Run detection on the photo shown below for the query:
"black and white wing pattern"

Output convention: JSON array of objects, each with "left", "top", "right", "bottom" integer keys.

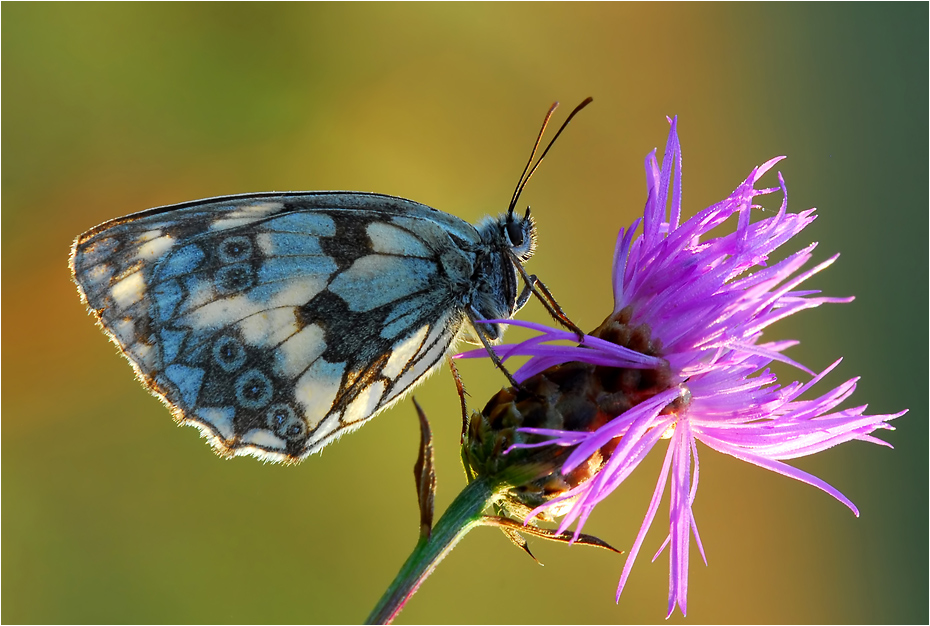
[{"left": 70, "top": 192, "right": 537, "bottom": 463}]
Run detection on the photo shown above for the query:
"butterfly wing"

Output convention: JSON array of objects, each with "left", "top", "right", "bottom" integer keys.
[{"left": 70, "top": 192, "right": 483, "bottom": 462}]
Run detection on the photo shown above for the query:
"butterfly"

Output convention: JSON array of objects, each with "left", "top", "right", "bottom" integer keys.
[{"left": 69, "top": 98, "right": 591, "bottom": 463}]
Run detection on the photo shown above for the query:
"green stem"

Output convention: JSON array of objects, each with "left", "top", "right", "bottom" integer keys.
[{"left": 365, "top": 478, "right": 497, "bottom": 625}]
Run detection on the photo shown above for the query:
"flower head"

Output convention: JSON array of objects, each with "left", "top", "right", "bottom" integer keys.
[{"left": 458, "top": 117, "right": 905, "bottom": 618}]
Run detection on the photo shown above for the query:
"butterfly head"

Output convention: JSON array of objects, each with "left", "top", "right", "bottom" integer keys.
[{"left": 503, "top": 206, "right": 537, "bottom": 263}]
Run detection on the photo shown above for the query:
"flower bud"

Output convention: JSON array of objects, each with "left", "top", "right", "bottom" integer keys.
[{"left": 462, "top": 307, "right": 682, "bottom": 519}]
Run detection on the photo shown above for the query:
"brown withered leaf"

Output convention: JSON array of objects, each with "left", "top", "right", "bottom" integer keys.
[
  {"left": 412, "top": 398, "right": 436, "bottom": 539},
  {"left": 480, "top": 515, "right": 623, "bottom": 562}
]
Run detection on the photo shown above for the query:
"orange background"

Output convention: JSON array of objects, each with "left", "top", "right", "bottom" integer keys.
[{"left": 3, "top": 4, "right": 926, "bottom": 623}]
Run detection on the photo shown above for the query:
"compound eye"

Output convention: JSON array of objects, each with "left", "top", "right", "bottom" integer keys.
[{"left": 506, "top": 219, "right": 524, "bottom": 247}]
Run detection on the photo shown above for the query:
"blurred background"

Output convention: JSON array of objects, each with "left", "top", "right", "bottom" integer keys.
[{"left": 3, "top": 4, "right": 926, "bottom": 624}]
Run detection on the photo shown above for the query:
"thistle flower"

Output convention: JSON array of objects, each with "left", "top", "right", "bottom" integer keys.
[{"left": 458, "top": 117, "right": 906, "bottom": 618}]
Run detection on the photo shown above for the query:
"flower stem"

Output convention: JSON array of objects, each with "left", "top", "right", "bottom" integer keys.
[{"left": 365, "top": 477, "right": 496, "bottom": 625}]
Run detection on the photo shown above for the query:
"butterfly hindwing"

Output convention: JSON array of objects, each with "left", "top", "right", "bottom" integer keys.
[{"left": 71, "top": 192, "right": 498, "bottom": 462}]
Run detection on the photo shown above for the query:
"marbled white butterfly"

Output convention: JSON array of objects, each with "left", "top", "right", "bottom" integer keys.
[{"left": 69, "top": 99, "right": 591, "bottom": 463}]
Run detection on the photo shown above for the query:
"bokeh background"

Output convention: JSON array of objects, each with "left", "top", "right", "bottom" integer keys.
[{"left": 3, "top": 4, "right": 926, "bottom": 624}]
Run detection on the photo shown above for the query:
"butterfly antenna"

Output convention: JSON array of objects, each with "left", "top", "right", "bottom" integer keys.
[
  {"left": 508, "top": 102, "right": 559, "bottom": 217},
  {"left": 508, "top": 97, "right": 593, "bottom": 216}
]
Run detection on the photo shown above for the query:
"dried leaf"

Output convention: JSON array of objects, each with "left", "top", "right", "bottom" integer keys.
[
  {"left": 480, "top": 515, "right": 623, "bottom": 556},
  {"left": 412, "top": 398, "right": 436, "bottom": 539}
]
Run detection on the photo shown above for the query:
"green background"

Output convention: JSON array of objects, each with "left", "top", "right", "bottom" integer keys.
[{"left": 4, "top": 3, "right": 926, "bottom": 624}]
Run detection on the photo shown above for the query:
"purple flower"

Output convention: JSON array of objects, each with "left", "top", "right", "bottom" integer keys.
[{"left": 458, "top": 117, "right": 905, "bottom": 618}]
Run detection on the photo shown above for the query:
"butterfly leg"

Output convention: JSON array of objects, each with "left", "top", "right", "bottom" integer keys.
[
  {"left": 465, "top": 310, "right": 522, "bottom": 389},
  {"left": 446, "top": 356, "right": 471, "bottom": 445},
  {"left": 512, "top": 262, "right": 585, "bottom": 341}
]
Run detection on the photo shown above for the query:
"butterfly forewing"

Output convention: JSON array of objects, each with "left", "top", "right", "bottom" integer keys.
[{"left": 71, "top": 192, "right": 517, "bottom": 462}]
